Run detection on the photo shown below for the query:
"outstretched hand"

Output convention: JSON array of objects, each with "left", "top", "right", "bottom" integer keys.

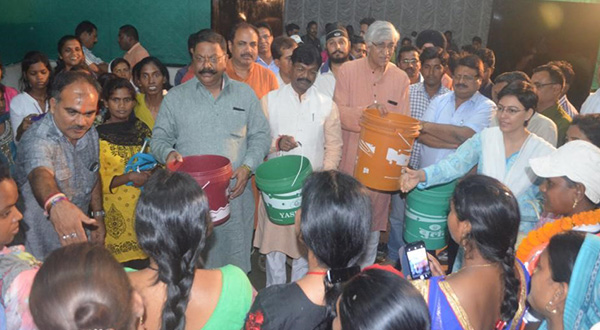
[
  {"left": 400, "top": 168, "right": 425, "bottom": 193},
  {"left": 50, "top": 200, "right": 98, "bottom": 246}
]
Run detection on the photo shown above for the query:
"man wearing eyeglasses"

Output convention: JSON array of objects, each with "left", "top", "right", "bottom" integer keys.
[
  {"left": 334, "top": 20, "right": 410, "bottom": 268},
  {"left": 225, "top": 22, "right": 279, "bottom": 100},
  {"left": 531, "top": 64, "right": 572, "bottom": 146},
  {"left": 150, "top": 29, "right": 271, "bottom": 273},
  {"left": 397, "top": 45, "right": 422, "bottom": 85}
]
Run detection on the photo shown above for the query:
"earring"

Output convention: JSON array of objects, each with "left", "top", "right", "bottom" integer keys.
[
  {"left": 137, "top": 314, "right": 146, "bottom": 330},
  {"left": 544, "top": 300, "right": 558, "bottom": 314},
  {"left": 572, "top": 199, "right": 579, "bottom": 210},
  {"left": 460, "top": 234, "right": 469, "bottom": 248},
  {"left": 460, "top": 234, "right": 471, "bottom": 256}
]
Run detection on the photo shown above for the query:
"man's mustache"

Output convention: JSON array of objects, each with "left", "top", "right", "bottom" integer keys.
[
  {"left": 200, "top": 69, "right": 217, "bottom": 75},
  {"left": 296, "top": 78, "right": 311, "bottom": 84}
]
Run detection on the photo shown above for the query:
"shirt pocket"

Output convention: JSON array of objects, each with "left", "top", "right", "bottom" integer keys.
[
  {"left": 54, "top": 166, "right": 73, "bottom": 181},
  {"left": 54, "top": 166, "right": 75, "bottom": 197},
  {"left": 227, "top": 108, "right": 248, "bottom": 139}
]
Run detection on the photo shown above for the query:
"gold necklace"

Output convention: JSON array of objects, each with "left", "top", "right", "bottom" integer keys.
[{"left": 450, "top": 263, "right": 497, "bottom": 276}]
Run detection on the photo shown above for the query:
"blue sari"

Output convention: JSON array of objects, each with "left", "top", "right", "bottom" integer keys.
[{"left": 412, "top": 261, "right": 530, "bottom": 330}]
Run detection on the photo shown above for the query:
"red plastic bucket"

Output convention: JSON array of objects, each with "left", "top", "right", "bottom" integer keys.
[{"left": 172, "top": 155, "right": 233, "bottom": 226}]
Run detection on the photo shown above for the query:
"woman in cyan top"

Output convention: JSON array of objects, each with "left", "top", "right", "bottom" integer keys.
[
  {"left": 402, "top": 81, "right": 555, "bottom": 234},
  {"left": 129, "top": 170, "right": 252, "bottom": 330}
]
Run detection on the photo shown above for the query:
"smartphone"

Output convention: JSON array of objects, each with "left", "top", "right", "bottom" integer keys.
[{"left": 405, "top": 241, "right": 432, "bottom": 280}]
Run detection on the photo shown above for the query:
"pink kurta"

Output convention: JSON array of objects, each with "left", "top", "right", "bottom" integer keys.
[{"left": 334, "top": 57, "right": 410, "bottom": 231}]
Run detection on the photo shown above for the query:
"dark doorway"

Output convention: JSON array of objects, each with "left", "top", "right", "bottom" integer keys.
[
  {"left": 212, "top": 0, "right": 285, "bottom": 40},
  {"left": 488, "top": 0, "right": 600, "bottom": 108}
]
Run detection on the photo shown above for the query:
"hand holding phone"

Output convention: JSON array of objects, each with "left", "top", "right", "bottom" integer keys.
[{"left": 405, "top": 241, "right": 433, "bottom": 280}]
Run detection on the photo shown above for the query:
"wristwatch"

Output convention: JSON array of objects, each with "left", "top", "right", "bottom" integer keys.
[{"left": 90, "top": 210, "right": 106, "bottom": 218}]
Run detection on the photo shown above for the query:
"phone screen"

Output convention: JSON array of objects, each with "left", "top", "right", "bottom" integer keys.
[{"left": 406, "top": 243, "right": 432, "bottom": 280}]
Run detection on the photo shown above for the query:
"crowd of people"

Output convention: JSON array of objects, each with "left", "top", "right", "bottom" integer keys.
[{"left": 0, "top": 15, "right": 599, "bottom": 330}]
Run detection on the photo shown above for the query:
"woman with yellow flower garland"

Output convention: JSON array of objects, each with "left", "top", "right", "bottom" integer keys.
[{"left": 517, "top": 140, "right": 600, "bottom": 269}]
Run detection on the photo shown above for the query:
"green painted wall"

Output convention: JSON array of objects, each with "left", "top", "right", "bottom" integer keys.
[{"left": 0, "top": 0, "right": 211, "bottom": 65}]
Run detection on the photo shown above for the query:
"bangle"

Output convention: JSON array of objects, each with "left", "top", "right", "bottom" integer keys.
[
  {"left": 241, "top": 164, "right": 252, "bottom": 174},
  {"left": 44, "top": 193, "right": 68, "bottom": 217},
  {"left": 90, "top": 210, "right": 105, "bottom": 218}
]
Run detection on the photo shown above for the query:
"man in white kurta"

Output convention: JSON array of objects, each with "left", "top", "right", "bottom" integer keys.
[{"left": 253, "top": 44, "right": 343, "bottom": 286}]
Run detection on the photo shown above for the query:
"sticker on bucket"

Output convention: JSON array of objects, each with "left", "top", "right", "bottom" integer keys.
[
  {"left": 404, "top": 207, "right": 448, "bottom": 250},
  {"left": 386, "top": 148, "right": 410, "bottom": 166},
  {"left": 210, "top": 204, "right": 231, "bottom": 223},
  {"left": 261, "top": 188, "right": 302, "bottom": 225},
  {"left": 358, "top": 140, "right": 376, "bottom": 157}
]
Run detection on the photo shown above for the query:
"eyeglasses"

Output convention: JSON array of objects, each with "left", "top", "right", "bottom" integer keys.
[
  {"left": 194, "top": 54, "right": 227, "bottom": 65},
  {"left": 533, "top": 82, "right": 558, "bottom": 89},
  {"left": 453, "top": 74, "right": 478, "bottom": 82},
  {"left": 400, "top": 58, "right": 419, "bottom": 64},
  {"left": 497, "top": 105, "right": 525, "bottom": 115},
  {"left": 372, "top": 42, "right": 396, "bottom": 53}
]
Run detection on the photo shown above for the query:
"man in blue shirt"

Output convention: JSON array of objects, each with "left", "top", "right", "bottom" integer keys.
[
  {"left": 419, "top": 55, "right": 495, "bottom": 168},
  {"left": 256, "top": 22, "right": 279, "bottom": 74}
]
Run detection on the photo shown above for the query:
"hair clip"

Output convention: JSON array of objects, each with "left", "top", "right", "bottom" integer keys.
[{"left": 326, "top": 265, "right": 361, "bottom": 284}]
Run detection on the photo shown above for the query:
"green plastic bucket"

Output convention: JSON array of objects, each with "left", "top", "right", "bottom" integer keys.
[
  {"left": 255, "top": 155, "right": 313, "bottom": 225},
  {"left": 404, "top": 180, "right": 457, "bottom": 250}
]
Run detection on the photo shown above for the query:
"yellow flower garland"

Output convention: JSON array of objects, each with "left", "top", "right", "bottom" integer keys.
[{"left": 516, "top": 209, "right": 600, "bottom": 262}]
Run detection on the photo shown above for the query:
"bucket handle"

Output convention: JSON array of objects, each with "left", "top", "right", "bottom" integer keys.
[
  {"left": 395, "top": 130, "right": 411, "bottom": 148},
  {"left": 202, "top": 181, "right": 210, "bottom": 190},
  {"left": 291, "top": 142, "right": 304, "bottom": 187},
  {"left": 358, "top": 139, "right": 375, "bottom": 158}
]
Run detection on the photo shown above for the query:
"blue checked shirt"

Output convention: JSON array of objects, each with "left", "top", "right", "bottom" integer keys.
[{"left": 408, "top": 82, "right": 451, "bottom": 169}]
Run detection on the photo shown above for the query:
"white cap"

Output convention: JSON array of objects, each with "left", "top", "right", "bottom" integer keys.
[
  {"left": 290, "top": 34, "right": 303, "bottom": 44},
  {"left": 530, "top": 140, "right": 600, "bottom": 204}
]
